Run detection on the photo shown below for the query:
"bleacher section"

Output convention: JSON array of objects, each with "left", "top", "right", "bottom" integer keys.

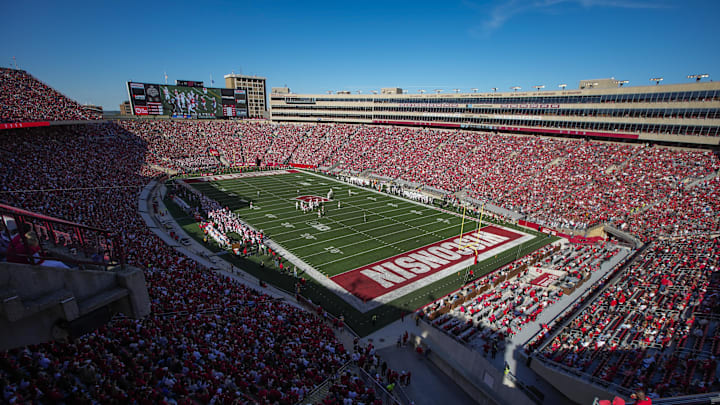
[
  {"left": 538, "top": 238, "right": 720, "bottom": 398},
  {"left": 0, "top": 68, "right": 101, "bottom": 123},
  {"left": 0, "top": 72, "right": 719, "bottom": 403}
]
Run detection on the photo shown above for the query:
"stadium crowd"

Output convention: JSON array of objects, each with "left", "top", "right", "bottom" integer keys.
[
  {"left": 0, "top": 123, "right": 350, "bottom": 404},
  {"left": 421, "top": 243, "right": 623, "bottom": 353},
  {"left": 115, "top": 120, "right": 718, "bottom": 238},
  {"left": 538, "top": 237, "right": 720, "bottom": 398},
  {"left": 1, "top": 72, "right": 719, "bottom": 403},
  {"left": 0, "top": 68, "right": 101, "bottom": 123},
  {"left": 93, "top": 118, "right": 720, "bottom": 239}
]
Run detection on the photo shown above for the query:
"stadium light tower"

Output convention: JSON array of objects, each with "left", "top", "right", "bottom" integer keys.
[
  {"left": 371, "top": 90, "right": 378, "bottom": 94},
  {"left": 453, "top": 88, "right": 461, "bottom": 93},
  {"left": 472, "top": 88, "right": 478, "bottom": 93},
  {"left": 650, "top": 77, "right": 663, "bottom": 85},
  {"left": 326, "top": 90, "right": 332, "bottom": 95},
  {"left": 618, "top": 80, "right": 629, "bottom": 87},
  {"left": 533, "top": 85, "right": 545, "bottom": 93},
  {"left": 435, "top": 89, "right": 443, "bottom": 94},
  {"left": 558, "top": 84, "right": 567, "bottom": 90},
  {"left": 491, "top": 87, "right": 498, "bottom": 93},
  {"left": 419, "top": 89, "right": 426, "bottom": 94},
  {"left": 688, "top": 74, "right": 709, "bottom": 82},
  {"left": 357, "top": 90, "right": 362, "bottom": 94},
  {"left": 511, "top": 86, "right": 521, "bottom": 92}
]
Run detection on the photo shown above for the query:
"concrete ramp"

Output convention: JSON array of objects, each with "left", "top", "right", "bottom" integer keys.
[{"left": 0, "top": 262, "right": 150, "bottom": 350}]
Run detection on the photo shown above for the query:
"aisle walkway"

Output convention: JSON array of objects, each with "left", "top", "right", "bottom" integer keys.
[{"left": 378, "top": 344, "right": 477, "bottom": 405}]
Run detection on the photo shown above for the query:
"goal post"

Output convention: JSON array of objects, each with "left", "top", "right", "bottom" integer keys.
[
  {"left": 457, "top": 202, "right": 486, "bottom": 251},
  {"left": 458, "top": 202, "right": 486, "bottom": 284}
]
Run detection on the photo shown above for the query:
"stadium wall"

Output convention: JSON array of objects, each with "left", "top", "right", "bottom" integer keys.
[
  {"left": 0, "top": 262, "right": 150, "bottom": 350},
  {"left": 415, "top": 319, "right": 535, "bottom": 405},
  {"left": 529, "top": 358, "right": 621, "bottom": 405}
]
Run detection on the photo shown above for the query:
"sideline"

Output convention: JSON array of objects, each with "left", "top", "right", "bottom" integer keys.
[{"left": 139, "top": 178, "right": 306, "bottom": 310}]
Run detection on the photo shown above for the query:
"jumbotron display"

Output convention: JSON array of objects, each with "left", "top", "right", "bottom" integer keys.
[{"left": 126, "top": 82, "right": 248, "bottom": 118}]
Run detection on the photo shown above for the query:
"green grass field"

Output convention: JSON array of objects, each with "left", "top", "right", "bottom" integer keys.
[
  {"left": 193, "top": 172, "right": 478, "bottom": 276},
  {"left": 167, "top": 169, "right": 556, "bottom": 335}
]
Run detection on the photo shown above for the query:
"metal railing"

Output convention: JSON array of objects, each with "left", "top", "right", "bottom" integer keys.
[{"left": 0, "top": 202, "right": 124, "bottom": 270}]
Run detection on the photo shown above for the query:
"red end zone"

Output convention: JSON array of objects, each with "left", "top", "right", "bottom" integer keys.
[{"left": 331, "top": 225, "right": 525, "bottom": 302}]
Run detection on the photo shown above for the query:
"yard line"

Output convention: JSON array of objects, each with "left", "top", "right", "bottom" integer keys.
[
  {"left": 190, "top": 171, "right": 480, "bottom": 274},
  {"left": 270, "top": 180, "right": 463, "bottom": 243},
  {"left": 301, "top": 221, "right": 460, "bottom": 260},
  {"left": 276, "top": 210, "right": 446, "bottom": 243},
  {"left": 277, "top": 213, "right": 448, "bottom": 247},
  {"left": 231, "top": 176, "right": 426, "bottom": 255},
  {"left": 246, "top": 203, "right": 424, "bottom": 228},
  {"left": 265, "top": 174, "right": 463, "bottom": 241},
  {"left": 217, "top": 179, "right": 426, "bottom": 217},
  {"left": 312, "top": 222, "right": 461, "bottom": 268}
]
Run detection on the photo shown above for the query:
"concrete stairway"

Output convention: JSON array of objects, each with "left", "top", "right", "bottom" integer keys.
[{"left": 0, "top": 261, "right": 149, "bottom": 350}]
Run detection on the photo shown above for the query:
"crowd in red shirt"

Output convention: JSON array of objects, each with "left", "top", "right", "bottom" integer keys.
[
  {"left": 0, "top": 68, "right": 101, "bottom": 123},
  {"left": 1, "top": 77, "right": 719, "bottom": 402},
  {"left": 0, "top": 123, "right": 349, "bottom": 404}
]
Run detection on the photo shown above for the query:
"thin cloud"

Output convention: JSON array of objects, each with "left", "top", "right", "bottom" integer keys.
[{"left": 466, "top": 0, "right": 673, "bottom": 37}]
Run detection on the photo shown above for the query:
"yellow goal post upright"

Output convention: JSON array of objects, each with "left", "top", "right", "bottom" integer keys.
[{"left": 457, "top": 201, "right": 486, "bottom": 284}]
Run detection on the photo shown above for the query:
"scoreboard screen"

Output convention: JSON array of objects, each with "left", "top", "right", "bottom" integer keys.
[{"left": 127, "top": 82, "right": 248, "bottom": 119}]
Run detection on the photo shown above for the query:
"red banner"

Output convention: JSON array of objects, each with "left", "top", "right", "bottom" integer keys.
[
  {"left": 518, "top": 220, "right": 540, "bottom": 230},
  {"left": 0, "top": 121, "right": 51, "bottom": 130},
  {"left": 289, "top": 163, "right": 317, "bottom": 169},
  {"left": 497, "top": 126, "right": 639, "bottom": 140}
]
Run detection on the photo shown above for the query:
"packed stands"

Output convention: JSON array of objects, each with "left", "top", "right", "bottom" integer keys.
[
  {"left": 615, "top": 176, "right": 720, "bottom": 241},
  {"left": 0, "top": 68, "right": 101, "bottom": 123},
  {"left": 0, "top": 123, "right": 349, "bottom": 403},
  {"left": 1, "top": 72, "right": 719, "bottom": 403},
  {"left": 420, "top": 243, "right": 624, "bottom": 352},
  {"left": 107, "top": 120, "right": 720, "bottom": 237},
  {"left": 537, "top": 237, "right": 720, "bottom": 398}
]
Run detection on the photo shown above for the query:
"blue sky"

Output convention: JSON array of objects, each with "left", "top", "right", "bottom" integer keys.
[{"left": 2, "top": 0, "right": 718, "bottom": 109}]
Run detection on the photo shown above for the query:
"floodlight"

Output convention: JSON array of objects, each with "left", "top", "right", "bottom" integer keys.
[{"left": 687, "top": 74, "right": 709, "bottom": 82}]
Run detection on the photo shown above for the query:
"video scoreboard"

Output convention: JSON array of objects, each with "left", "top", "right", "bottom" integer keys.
[{"left": 127, "top": 81, "right": 248, "bottom": 119}]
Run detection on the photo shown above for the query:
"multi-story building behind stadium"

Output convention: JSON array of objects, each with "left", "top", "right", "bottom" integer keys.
[
  {"left": 270, "top": 79, "right": 720, "bottom": 146},
  {"left": 224, "top": 73, "right": 267, "bottom": 119},
  {"left": 119, "top": 101, "right": 133, "bottom": 116}
]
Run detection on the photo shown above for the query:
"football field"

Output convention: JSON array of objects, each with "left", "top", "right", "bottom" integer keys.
[{"left": 182, "top": 169, "right": 547, "bottom": 314}]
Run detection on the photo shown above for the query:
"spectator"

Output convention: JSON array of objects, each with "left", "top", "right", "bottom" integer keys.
[{"left": 5, "top": 231, "right": 41, "bottom": 264}]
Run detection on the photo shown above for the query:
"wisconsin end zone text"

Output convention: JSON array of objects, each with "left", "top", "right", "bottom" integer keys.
[{"left": 331, "top": 225, "right": 531, "bottom": 304}]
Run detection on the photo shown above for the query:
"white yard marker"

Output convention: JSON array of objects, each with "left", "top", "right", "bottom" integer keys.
[
  {"left": 300, "top": 233, "right": 317, "bottom": 240},
  {"left": 265, "top": 213, "right": 277, "bottom": 219},
  {"left": 410, "top": 209, "right": 423, "bottom": 215},
  {"left": 281, "top": 222, "right": 295, "bottom": 228},
  {"left": 367, "top": 196, "right": 377, "bottom": 201},
  {"left": 324, "top": 246, "right": 343, "bottom": 254},
  {"left": 307, "top": 221, "right": 331, "bottom": 231},
  {"left": 387, "top": 202, "right": 398, "bottom": 208}
]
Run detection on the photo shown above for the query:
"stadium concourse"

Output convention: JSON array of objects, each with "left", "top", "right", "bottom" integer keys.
[{"left": 0, "top": 70, "right": 718, "bottom": 404}]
